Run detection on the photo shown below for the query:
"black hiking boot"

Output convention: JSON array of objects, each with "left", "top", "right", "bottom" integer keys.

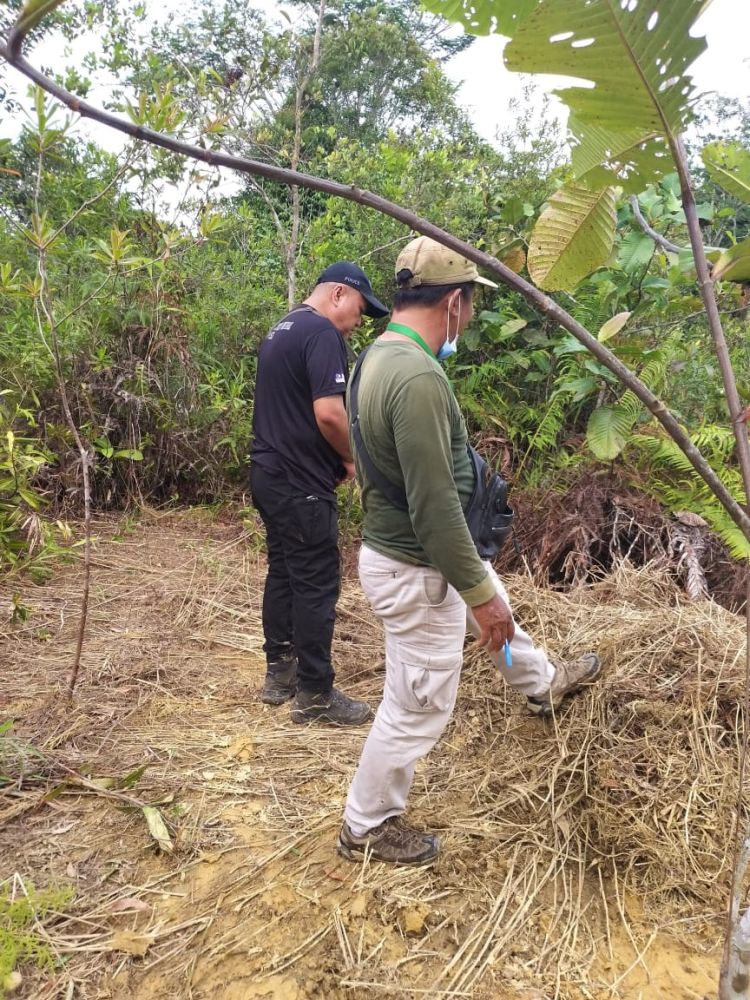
[
  {"left": 290, "top": 688, "right": 372, "bottom": 726},
  {"left": 527, "top": 653, "right": 602, "bottom": 718},
  {"left": 261, "top": 655, "right": 298, "bottom": 706},
  {"left": 338, "top": 817, "right": 440, "bottom": 866}
]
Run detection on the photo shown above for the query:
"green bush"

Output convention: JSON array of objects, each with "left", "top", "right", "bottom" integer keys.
[{"left": 0, "top": 876, "right": 74, "bottom": 998}]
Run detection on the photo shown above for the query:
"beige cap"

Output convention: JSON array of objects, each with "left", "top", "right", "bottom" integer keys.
[{"left": 395, "top": 236, "right": 498, "bottom": 289}]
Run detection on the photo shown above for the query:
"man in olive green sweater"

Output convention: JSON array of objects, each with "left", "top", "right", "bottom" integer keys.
[{"left": 338, "top": 236, "right": 601, "bottom": 866}]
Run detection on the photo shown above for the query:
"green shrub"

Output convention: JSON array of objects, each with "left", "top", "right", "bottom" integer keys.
[
  {"left": 0, "top": 394, "right": 66, "bottom": 581},
  {"left": 0, "top": 877, "right": 74, "bottom": 998}
]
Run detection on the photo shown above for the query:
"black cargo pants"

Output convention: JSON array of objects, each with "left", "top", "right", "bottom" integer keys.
[{"left": 250, "top": 463, "right": 339, "bottom": 695}]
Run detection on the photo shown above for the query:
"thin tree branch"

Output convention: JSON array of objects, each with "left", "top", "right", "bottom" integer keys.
[
  {"left": 0, "top": 203, "right": 29, "bottom": 237},
  {"left": 2, "top": 42, "right": 750, "bottom": 544},
  {"left": 55, "top": 764, "right": 156, "bottom": 811},
  {"left": 633, "top": 304, "right": 749, "bottom": 335},
  {"left": 286, "top": 0, "right": 325, "bottom": 306},
  {"left": 247, "top": 176, "right": 290, "bottom": 258},
  {"left": 722, "top": 565, "right": 750, "bottom": 998},
  {"left": 629, "top": 195, "right": 684, "bottom": 256},
  {"left": 360, "top": 234, "right": 413, "bottom": 261},
  {"left": 45, "top": 154, "right": 133, "bottom": 248},
  {"left": 34, "top": 265, "right": 92, "bottom": 703},
  {"left": 671, "top": 135, "right": 750, "bottom": 498},
  {"left": 667, "top": 131, "right": 750, "bottom": 1000}
]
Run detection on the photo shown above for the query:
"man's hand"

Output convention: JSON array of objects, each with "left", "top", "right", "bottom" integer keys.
[
  {"left": 471, "top": 593, "right": 515, "bottom": 654},
  {"left": 339, "top": 460, "right": 356, "bottom": 483}
]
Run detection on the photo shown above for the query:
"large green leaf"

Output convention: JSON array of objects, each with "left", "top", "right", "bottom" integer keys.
[
  {"left": 617, "top": 231, "right": 656, "bottom": 274},
  {"left": 586, "top": 405, "right": 633, "bottom": 461},
  {"left": 702, "top": 142, "right": 750, "bottom": 205},
  {"left": 528, "top": 183, "right": 617, "bottom": 291},
  {"left": 420, "top": 0, "right": 536, "bottom": 37},
  {"left": 712, "top": 238, "right": 750, "bottom": 283},
  {"left": 504, "top": 0, "right": 711, "bottom": 190},
  {"left": 569, "top": 119, "right": 671, "bottom": 194}
]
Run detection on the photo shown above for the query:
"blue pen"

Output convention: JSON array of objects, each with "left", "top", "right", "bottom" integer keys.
[{"left": 504, "top": 640, "right": 512, "bottom": 668}]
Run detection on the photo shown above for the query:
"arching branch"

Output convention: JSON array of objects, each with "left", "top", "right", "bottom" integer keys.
[{"left": 629, "top": 195, "right": 684, "bottom": 256}]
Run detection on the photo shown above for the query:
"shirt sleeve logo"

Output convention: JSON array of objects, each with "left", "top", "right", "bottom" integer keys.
[{"left": 268, "top": 319, "right": 295, "bottom": 340}]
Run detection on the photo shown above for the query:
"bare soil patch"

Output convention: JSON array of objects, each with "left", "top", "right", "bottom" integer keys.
[{"left": 0, "top": 508, "right": 736, "bottom": 998}]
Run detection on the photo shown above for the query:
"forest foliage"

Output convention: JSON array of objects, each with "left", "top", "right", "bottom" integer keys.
[{"left": 1, "top": 0, "right": 749, "bottom": 577}]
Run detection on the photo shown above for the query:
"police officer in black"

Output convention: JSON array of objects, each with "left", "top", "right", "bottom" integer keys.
[{"left": 250, "top": 263, "right": 388, "bottom": 725}]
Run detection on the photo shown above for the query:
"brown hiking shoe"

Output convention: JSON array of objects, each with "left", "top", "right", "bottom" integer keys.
[
  {"left": 527, "top": 653, "right": 602, "bottom": 718},
  {"left": 261, "top": 656, "right": 297, "bottom": 705},
  {"left": 338, "top": 817, "right": 440, "bottom": 866},
  {"left": 290, "top": 688, "right": 372, "bottom": 726}
]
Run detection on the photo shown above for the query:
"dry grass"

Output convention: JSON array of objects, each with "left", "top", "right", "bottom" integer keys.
[{"left": 0, "top": 508, "right": 740, "bottom": 998}]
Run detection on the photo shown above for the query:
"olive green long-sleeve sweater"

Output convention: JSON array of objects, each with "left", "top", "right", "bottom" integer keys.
[{"left": 348, "top": 339, "right": 495, "bottom": 607}]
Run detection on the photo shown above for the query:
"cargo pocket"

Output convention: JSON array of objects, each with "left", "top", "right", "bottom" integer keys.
[
  {"left": 289, "top": 496, "right": 336, "bottom": 546},
  {"left": 394, "top": 643, "right": 461, "bottom": 714}
]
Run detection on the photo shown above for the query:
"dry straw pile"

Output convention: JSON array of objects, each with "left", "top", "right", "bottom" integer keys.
[{"left": 458, "top": 565, "right": 745, "bottom": 912}]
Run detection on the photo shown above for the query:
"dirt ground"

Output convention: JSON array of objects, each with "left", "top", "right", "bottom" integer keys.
[{"left": 0, "top": 509, "right": 727, "bottom": 999}]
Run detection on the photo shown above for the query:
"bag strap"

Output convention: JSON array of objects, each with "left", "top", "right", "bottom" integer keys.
[{"left": 349, "top": 349, "right": 409, "bottom": 512}]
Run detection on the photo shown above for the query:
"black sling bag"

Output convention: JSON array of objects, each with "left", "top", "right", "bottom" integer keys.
[{"left": 349, "top": 349, "right": 514, "bottom": 560}]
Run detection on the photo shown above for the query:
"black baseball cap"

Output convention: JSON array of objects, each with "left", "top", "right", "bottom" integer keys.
[{"left": 315, "top": 261, "right": 389, "bottom": 319}]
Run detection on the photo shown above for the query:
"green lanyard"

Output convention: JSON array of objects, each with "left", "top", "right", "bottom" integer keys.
[{"left": 386, "top": 321, "right": 436, "bottom": 359}]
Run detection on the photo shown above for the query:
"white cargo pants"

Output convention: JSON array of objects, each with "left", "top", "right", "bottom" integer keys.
[{"left": 344, "top": 545, "right": 555, "bottom": 836}]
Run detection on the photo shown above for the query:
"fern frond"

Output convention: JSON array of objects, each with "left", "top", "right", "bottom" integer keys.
[
  {"left": 705, "top": 515, "right": 750, "bottom": 561},
  {"left": 692, "top": 424, "right": 737, "bottom": 460},
  {"left": 616, "top": 344, "right": 674, "bottom": 425},
  {"left": 632, "top": 429, "right": 749, "bottom": 559},
  {"left": 531, "top": 392, "right": 568, "bottom": 449}
]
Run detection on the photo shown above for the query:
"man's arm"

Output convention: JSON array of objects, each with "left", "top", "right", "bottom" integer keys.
[{"left": 313, "top": 395, "right": 355, "bottom": 480}]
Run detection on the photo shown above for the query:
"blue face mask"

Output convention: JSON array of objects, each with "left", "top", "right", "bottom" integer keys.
[
  {"left": 436, "top": 294, "right": 461, "bottom": 362},
  {"left": 436, "top": 338, "right": 458, "bottom": 361}
]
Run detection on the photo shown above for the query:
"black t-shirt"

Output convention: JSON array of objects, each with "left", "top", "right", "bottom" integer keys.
[{"left": 251, "top": 305, "right": 349, "bottom": 499}]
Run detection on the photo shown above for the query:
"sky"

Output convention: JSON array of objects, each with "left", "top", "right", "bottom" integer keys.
[
  {"left": 2, "top": 0, "right": 749, "bottom": 170},
  {"left": 445, "top": 0, "right": 750, "bottom": 142}
]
